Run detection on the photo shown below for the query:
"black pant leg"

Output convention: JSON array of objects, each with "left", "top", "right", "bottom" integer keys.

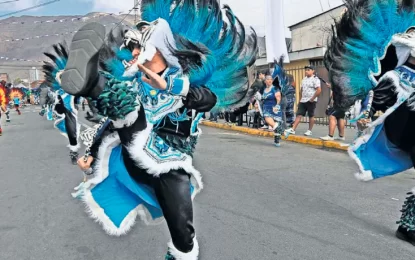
[
  {"left": 224, "top": 112, "right": 229, "bottom": 122},
  {"left": 253, "top": 112, "right": 260, "bottom": 128},
  {"left": 65, "top": 111, "right": 78, "bottom": 146},
  {"left": 230, "top": 112, "right": 237, "bottom": 123},
  {"left": 152, "top": 169, "right": 195, "bottom": 253}
]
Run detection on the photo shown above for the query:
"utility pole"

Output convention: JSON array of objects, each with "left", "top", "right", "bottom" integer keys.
[{"left": 134, "top": 0, "right": 139, "bottom": 24}]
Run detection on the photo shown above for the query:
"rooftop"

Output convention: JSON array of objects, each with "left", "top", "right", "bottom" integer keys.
[{"left": 288, "top": 4, "right": 345, "bottom": 29}]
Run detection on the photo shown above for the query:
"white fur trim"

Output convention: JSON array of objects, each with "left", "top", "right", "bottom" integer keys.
[
  {"left": 111, "top": 107, "right": 140, "bottom": 128},
  {"left": 55, "top": 70, "right": 63, "bottom": 85},
  {"left": 82, "top": 190, "right": 164, "bottom": 236},
  {"left": 53, "top": 114, "right": 68, "bottom": 139},
  {"left": 348, "top": 71, "right": 413, "bottom": 181},
  {"left": 79, "top": 132, "right": 164, "bottom": 236},
  {"left": 167, "top": 238, "right": 199, "bottom": 260},
  {"left": 87, "top": 132, "right": 120, "bottom": 185},
  {"left": 81, "top": 189, "right": 138, "bottom": 236},
  {"left": 127, "top": 123, "right": 202, "bottom": 188}
]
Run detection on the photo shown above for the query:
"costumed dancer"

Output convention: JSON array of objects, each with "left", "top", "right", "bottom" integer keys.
[
  {"left": 13, "top": 96, "right": 21, "bottom": 115},
  {"left": 43, "top": 44, "right": 81, "bottom": 165},
  {"left": 259, "top": 75, "right": 283, "bottom": 146},
  {"left": 47, "top": 1, "right": 258, "bottom": 259},
  {"left": 0, "top": 82, "right": 10, "bottom": 136},
  {"left": 324, "top": 0, "right": 415, "bottom": 245},
  {"left": 39, "top": 85, "right": 55, "bottom": 120},
  {"left": 285, "top": 74, "right": 296, "bottom": 127},
  {"left": 272, "top": 57, "right": 294, "bottom": 133},
  {"left": 254, "top": 57, "right": 289, "bottom": 147}
]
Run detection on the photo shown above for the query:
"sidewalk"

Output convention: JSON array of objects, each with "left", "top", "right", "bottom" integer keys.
[{"left": 201, "top": 119, "right": 357, "bottom": 151}]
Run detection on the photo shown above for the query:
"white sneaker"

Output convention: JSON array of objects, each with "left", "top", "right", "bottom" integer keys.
[
  {"left": 320, "top": 135, "right": 334, "bottom": 141},
  {"left": 261, "top": 125, "right": 268, "bottom": 129},
  {"left": 335, "top": 136, "right": 346, "bottom": 141},
  {"left": 285, "top": 128, "right": 295, "bottom": 135},
  {"left": 304, "top": 130, "right": 312, "bottom": 136}
]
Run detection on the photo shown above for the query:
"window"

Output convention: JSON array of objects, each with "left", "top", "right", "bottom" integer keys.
[{"left": 310, "top": 59, "right": 324, "bottom": 67}]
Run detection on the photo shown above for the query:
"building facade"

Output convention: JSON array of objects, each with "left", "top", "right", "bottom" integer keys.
[{"left": 285, "top": 5, "right": 346, "bottom": 117}]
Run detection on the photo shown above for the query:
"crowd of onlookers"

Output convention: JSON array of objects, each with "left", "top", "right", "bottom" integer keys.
[{"left": 203, "top": 65, "right": 347, "bottom": 142}]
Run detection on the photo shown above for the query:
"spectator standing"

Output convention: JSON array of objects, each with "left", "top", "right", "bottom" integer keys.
[
  {"left": 208, "top": 110, "right": 218, "bottom": 122},
  {"left": 284, "top": 65, "right": 321, "bottom": 136},
  {"left": 320, "top": 83, "right": 346, "bottom": 141},
  {"left": 252, "top": 71, "right": 266, "bottom": 92},
  {"left": 247, "top": 99, "right": 261, "bottom": 128}
]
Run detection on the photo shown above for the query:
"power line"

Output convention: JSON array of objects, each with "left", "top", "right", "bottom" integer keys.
[
  {"left": 0, "top": 13, "right": 120, "bottom": 25},
  {"left": 112, "top": 0, "right": 140, "bottom": 30},
  {"left": 0, "top": 0, "right": 19, "bottom": 5},
  {"left": 134, "top": 0, "right": 139, "bottom": 24},
  {"left": 0, "top": 22, "right": 126, "bottom": 43},
  {"left": 0, "top": 0, "right": 60, "bottom": 18},
  {"left": 0, "top": 65, "right": 42, "bottom": 68},
  {"left": 318, "top": 0, "right": 324, "bottom": 12}
]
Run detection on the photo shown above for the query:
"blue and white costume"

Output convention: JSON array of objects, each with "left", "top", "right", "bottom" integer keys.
[
  {"left": 39, "top": 86, "right": 55, "bottom": 120},
  {"left": 43, "top": 44, "right": 81, "bottom": 164},
  {"left": 48, "top": 1, "right": 258, "bottom": 259},
  {"left": 325, "top": 0, "right": 415, "bottom": 246},
  {"left": 262, "top": 87, "right": 282, "bottom": 121},
  {"left": 256, "top": 57, "right": 291, "bottom": 146}
]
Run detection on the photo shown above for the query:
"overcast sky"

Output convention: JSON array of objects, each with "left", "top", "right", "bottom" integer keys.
[{"left": 0, "top": 0, "right": 344, "bottom": 36}]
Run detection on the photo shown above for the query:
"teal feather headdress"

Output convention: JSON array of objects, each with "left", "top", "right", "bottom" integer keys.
[
  {"left": 43, "top": 43, "right": 68, "bottom": 91},
  {"left": 101, "top": 0, "right": 258, "bottom": 111},
  {"left": 325, "top": 0, "right": 415, "bottom": 109}
]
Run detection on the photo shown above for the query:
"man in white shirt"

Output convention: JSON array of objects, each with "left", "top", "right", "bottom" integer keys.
[{"left": 284, "top": 65, "right": 321, "bottom": 136}]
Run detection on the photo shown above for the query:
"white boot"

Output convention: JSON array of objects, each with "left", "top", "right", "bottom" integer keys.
[{"left": 165, "top": 238, "right": 199, "bottom": 260}]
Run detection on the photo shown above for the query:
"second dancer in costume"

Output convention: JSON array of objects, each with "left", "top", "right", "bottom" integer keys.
[
  {"left": 255, "top": 57, "right": 291, "bottom": 146},
  {"left": 43, "top": 44, "right": 81, "bottom": 164},
  {"left": 325, "top": 0, "right": 415, "bottom": 246}
]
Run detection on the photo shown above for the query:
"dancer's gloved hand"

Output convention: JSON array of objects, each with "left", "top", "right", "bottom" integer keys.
[
  {"left": 78, "top": 156, "right": 93, "bottom": 170},
  {"left": 137, "top": 63, "right": 167, "bottom": 90},
  {"left": 357, "top": 118, "right": 370, "bottom": 131},
  {"left": 273, "top": 105, "right": 281, "bottom": 113}
]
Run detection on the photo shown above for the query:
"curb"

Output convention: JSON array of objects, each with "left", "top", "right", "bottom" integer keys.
[{"left": 201, "top": 121, "right": 349, "bottom": 151}]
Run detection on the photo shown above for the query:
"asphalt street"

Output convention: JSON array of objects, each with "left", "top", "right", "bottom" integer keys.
[{"left": 1, "top": 106, "right": 415, "bottom": 260}]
